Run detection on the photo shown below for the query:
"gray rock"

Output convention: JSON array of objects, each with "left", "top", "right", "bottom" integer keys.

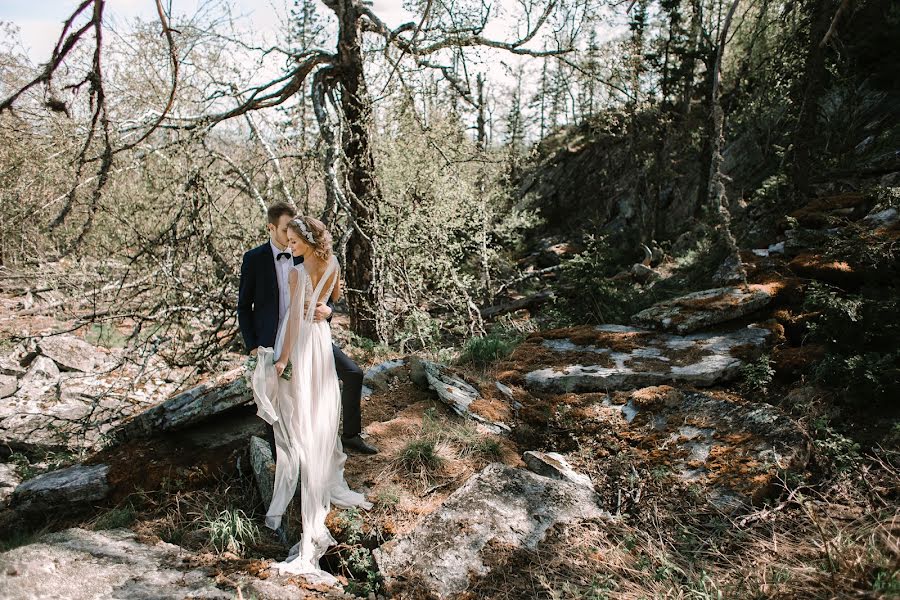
[
  {"left": 632, "top": 286, "right": 772, "bottom": 334},
  {"left": 18, "top": 355, "right": 59, "bottom": 391},
  {"left": 363, "top": 359, "right": 406, "bottom": 391},
  {"left": 422, "top": 361, "right": 511, "bottom": 434},
  {"left": 0, "top": 463, "right": 21, "bottom": 508},
  {"left": 111, "top": 367, "right": 251, "bottom": 442},
  {"left": 631, "top": 263, "right": 661, "bottom": 283},
  {"left": 0, "top": 356, "right": 26, "bottom": 377},
  {"left": 525, "top": 324, "right": 770, "bottom": 394},
  {"left": 37, "top": 335, "right": 108, "bottom": 373},
  {"left": 374, "top": 463, "right": 611, "bottom": 598},
  {"left": 407, "top": 356, "right": 429, "bottom": 389},
  {"left": 250, "top": 435, "right": 276, "bottom": 509},
  {"left": 11, "top": 464, "right": 110, "bottom": 514},
  {"left": 0, "top": 374, "right": 16, "bottom": 399},
  {"left": 0, "top": 528, "right": 236, "bottom": 600},
  {"left": 523, "top": 451, "right": 593, "bottom": 488}
]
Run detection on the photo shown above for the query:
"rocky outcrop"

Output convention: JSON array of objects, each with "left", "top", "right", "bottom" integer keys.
[
  {"left": 374, "top": 463, "right": 611, "bottom": 599},
  {"left": 0, "top": 342, "right": 182, "bottom": 454},
  {"left": 37, "top": 334, "right": 110, "bottom": 373},
  {"left": 561, "top": 386, "right": 809, "bottom": 507},
  {"left": 519, "top": 324, "right": 771, "bottom": 394},
  {"left": 0, "top": 528, "right": 330, "bottom": 600},
  {"left": 10, "top": 464, "right": 110, "bottom": 514},
  {"left": 632, "top": 285, "right": 774, "bottom": 334},
  {"left": 0, "top": 463, "right": 20, "bottom": 508},
  {"left": 110, "top": 368, "right": 250, "bottom": 442}
]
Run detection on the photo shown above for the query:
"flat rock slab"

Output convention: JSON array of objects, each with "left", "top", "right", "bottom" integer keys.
[
  {"left": 515, "top": 324, "right": 771, "bottom": 394},
  {"left": 632, "top": 285, "right": 774, "bottom": 334},
  {"left": 523, "top": 451, "right": 592, "bottom": 488},
  {"left": 11, "top": 463, "right": 110, "bottom": 514},
  {"left": 363, "top": 359, "right": 406, "bottom": 391},
  {"left": 0, "top": 527, "right": 329, "bottom": 600},
  {"left": 374, "top": 463, "right": 611, "bottom": 599},
  {"left": 422, "top": 361, "right": 511, "bottom": 434},
  {"left": 568, "top": 386, "right": 809, "bottom": 507},
  {"left": 111, "top": 367, "right": 250, "bottom": 442}
]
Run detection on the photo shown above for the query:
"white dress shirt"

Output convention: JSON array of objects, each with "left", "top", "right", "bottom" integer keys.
[{"left": 270, "top": 240, "right": 293, "bottom": 328}]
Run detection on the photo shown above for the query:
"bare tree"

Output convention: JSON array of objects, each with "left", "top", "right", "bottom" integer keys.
[{"left": 2, "top": 0, "right": 581, "bottom": 341}]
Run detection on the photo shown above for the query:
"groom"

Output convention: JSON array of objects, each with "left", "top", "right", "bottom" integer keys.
[{"left": 237, "top": 201, "right": 378, "bottom": 455}]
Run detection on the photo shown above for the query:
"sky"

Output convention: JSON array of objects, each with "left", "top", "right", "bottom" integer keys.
[{"left": 1, "top": 0, "right": 416, "bottom": 64}]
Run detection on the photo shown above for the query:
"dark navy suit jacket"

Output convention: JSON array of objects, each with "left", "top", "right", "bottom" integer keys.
[{"left": 237, "top": 242, "right": 299, "bottom": 350}]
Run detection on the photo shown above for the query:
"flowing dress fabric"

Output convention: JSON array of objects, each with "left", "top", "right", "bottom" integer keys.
[{"left": 250, "top": 257, "right": 371, "bottom": 582}]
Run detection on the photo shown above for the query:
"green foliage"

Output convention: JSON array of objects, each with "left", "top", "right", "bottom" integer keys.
[
  {"left": 374, "top": 99, "right": 539, "bottom": 348},
  {"left": 462, "top": 327, "right": 522, "bottom": 367},
  {"left": 871, "top": 568, "right": 900, "bottom": 595},
  {"left": 813, "top": 426, "right": 861, "bottom": 474},
  {"left": 550, "top": 235, "right": 644, "bottom": 326},
  {"left": 741, "top": 353, "right": 775, "bottom": 396},
  {"left": 803, "top": 282, "right": 900, "bottom": 405},
  {"left": 334, "top": 508, "right": 383, "bottom": 597},
  {"left": 204, "top": 508, "right": 259, "bottom": 556},
  {"left": 94, "top": 505, "right": 137, "bottom": 530}
]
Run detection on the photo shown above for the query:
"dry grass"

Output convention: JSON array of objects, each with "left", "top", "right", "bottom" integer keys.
[{"left": 465, "top": 448, "right": 899, "bottom": 600}]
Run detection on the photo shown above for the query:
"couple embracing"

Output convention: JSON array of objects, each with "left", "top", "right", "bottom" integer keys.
[{"left": 237, "top": 202, "right": 376, "bottom": 582}]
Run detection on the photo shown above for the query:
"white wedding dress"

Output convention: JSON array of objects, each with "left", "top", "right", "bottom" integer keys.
[{"left": 250, "top": 256, "right": 371, "bottom": 584}]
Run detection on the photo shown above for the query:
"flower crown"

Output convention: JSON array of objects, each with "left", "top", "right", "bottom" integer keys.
[{"left": 292, "top": 217, "right": 316, "bottom": 245}]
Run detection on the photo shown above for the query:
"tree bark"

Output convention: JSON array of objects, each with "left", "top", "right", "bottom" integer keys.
[{"left": 334, "top": 0, "right": 380, "bottom": 340}]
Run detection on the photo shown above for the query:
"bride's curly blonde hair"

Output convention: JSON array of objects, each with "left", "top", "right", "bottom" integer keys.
[{"left": 288, "top": 215, "right": 333, "bottom": 261}]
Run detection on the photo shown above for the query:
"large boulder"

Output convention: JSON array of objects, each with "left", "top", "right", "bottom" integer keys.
[
  {"left": 10, "top": 464, "right": 110, "bottom": 514},
  {"left": 631, "top": 285, "right": 774, "bottom": 334},
  {"left": 110, "top": 367, "right": 251, "bottom": 442},
  {"left": 514, "top": 324, "right": 771, "bottom": 394},
  {"left": 0, "top": 528, "right": 323, "bottom": 600},
  {"left": 374, "top": 463, "right": 611, "bottom": 598}
]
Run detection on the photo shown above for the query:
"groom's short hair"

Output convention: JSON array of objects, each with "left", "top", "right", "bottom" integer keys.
[{"left": 267, "top": 201, "right": 296, "bottom": 225}]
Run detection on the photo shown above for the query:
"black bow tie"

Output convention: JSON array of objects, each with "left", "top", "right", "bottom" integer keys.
[{"left": 276, "top": 252, "right": 291, "bottom": 260}]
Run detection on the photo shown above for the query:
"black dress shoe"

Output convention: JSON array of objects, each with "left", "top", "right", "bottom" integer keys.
[
  {"left": 274, "top": 524, "right": 291, "bottom": 548},
  {"left": 342, "top": 434, "right": 378, "bottom": 455}
]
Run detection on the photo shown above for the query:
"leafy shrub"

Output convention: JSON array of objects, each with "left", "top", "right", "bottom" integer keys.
[
  {"left": 803, "top": 282, "right": 900, "bottom": 405},
  {"left": 550, "top": 235, "right": 644, "bottom": 326},
  {"left": 741, "top": 353, "right": 775, "bottom": 396}
]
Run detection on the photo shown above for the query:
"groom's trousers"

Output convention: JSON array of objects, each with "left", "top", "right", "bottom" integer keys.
[{"left": 263, "top": 343, "right": 364, "bottom": 456}]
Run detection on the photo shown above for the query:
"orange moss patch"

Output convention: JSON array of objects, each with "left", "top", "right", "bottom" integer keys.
[
  {"left": 630, "top": 386, "right": 683, "bottom": 409},
  {"left": 469, "top": 394, "right": 513, "bottom": 425},
  {"left": 533, "top": 325, "right": 652, "bottom": 352},
  {"left": 789, "top": 192, "right": 868, "bottom": 227},
  {"left": 789, "top": 253, "right": 861, "bottom": 287}
]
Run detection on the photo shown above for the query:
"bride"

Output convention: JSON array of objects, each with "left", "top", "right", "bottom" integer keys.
[{"left": 250, "top": 215, "right": 372, "bottom": 583}]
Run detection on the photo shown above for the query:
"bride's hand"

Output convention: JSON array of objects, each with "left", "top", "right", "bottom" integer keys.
[{"left": 275, "top": 360, "right": 286, "bottom": 376}]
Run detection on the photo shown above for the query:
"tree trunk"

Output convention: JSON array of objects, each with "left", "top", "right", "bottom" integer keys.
[
  {"left": 790, "top": 0, "right": 836, "bottom": 202},
  {"left": 335, "top": 0, "right": 380, "bottom": 340}
]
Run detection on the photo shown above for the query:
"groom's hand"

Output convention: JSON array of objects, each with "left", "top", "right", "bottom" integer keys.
[
  {"left": 313, "top": 303, "right": 332, "bottom": 322},
  {"left": 249, "top": 348, "right": 258, "bottom": 357}
]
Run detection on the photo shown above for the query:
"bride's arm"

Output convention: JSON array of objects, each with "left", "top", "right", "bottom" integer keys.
[
  {"left": 330, "top": 260, "right": 341, "bottom": 303},
  {"left": 275, "top": 268, "right": 303, "bottom": 375}
]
